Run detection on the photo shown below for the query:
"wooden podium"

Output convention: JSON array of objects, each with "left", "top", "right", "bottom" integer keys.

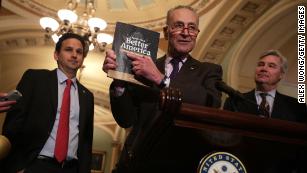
[{"left": 159, "top": 88, "right": 307, "bottom": 173}]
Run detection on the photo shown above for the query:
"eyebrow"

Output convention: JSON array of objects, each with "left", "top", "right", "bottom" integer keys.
[{"left": 173, "top": 21, "right": 197, "bottom": 25}]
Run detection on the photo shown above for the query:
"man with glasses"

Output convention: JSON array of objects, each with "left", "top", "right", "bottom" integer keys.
[{"left": 103, "top": 5, "right": 222, "bottom": 173}]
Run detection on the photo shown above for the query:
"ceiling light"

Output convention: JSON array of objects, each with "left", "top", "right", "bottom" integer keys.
[{"left": 39, "top": 0, "right": 113, "bottom": 52}]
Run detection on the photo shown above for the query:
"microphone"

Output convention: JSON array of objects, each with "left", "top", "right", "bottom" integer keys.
[
  {"left": 215, "top": 81, "right": 245, "bottom": 100},
  {"left": 216, "top": 81, "right": 258, "bottom": 108}
]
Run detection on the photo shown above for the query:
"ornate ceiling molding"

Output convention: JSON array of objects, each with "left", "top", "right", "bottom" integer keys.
[
  {"left": 4, "top": 0, "right": 57, "bottom": 17},
  {"left": 197, "top": 0, "right": 279, "bottom": 63},
  {"left": 0, "top": 34, "right": 46, "bottom": 50},
  {"left": 4, "top": 0, "right": 222, "bottom": 32}
]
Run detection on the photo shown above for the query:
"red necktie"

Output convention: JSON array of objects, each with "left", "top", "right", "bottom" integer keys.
[{"left": 54, "top": 79, "right": 72, "bottom": 163}]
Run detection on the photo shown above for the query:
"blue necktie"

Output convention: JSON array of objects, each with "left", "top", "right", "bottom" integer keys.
[{"left": 169, "top": 58, "right": 181, "bottom": 79}]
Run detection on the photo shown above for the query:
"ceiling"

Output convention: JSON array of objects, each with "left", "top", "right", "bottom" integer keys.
[
  {"left": 0, "top": 0, "right": 286, "bottom": 63},
  {"left": 0, "top": 0, "right": 221, "bottom": 32}
]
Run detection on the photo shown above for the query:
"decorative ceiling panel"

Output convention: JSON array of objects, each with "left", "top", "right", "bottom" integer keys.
[
  {"left": 107, "top": 0, "right": 127, "bottom": 10},
  {"left": 5, "top": 0, "right": 221, "bottom": 31}
]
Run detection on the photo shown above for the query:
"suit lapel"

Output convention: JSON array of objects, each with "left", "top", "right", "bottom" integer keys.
[
  {"left": 156, "top": 55, "right": 166, "bottom": 73},
  {"left": 244, "top": 90, "right": 259, "bottom": 115},
  {"left": 271, "top": 92, "right": 283, "bottom": 118},
  {"left": 49, "top": 69, "right": 58, "bottom": 117},
  {"left": 77, "top": 81, "right": 87, "bottom": 131},
  {"left": 173, "top": 56, "right": 199, "bottom": 83}
]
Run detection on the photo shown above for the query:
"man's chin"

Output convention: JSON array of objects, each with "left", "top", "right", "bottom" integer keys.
[
  {"left": 176, "top": 48, "right": 193, "bottom": 54},
  {"left": 255, "top": 76, "right": 270, "bottom": 82},
  {"left": 255, "top": 80, "right": 267, "bottom": 85}
]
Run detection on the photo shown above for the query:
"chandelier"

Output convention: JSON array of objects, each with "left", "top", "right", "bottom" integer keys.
[{"left": 39, "top": 0, "right": 113, "bottom": 52}]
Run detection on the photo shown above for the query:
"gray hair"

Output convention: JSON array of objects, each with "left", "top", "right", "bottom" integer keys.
[
  {"left": 259, "top": 49, "right": 288, "bottom": 73},
  {"left": 166, "top": 5, "right": 199, "bottom": 25}
]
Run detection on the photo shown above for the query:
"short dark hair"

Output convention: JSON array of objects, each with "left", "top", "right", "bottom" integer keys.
[{"left": 55, "top": 33, "right": 88, "bottom": 57}]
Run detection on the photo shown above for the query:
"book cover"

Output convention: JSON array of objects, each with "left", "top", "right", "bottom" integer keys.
[{"left": 108, "top": 22, "right": 160, "bottom": 86}]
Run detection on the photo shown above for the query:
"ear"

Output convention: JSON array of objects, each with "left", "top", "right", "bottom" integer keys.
[
  {"left": 278, "top": 71, "right": 285, "bottom": 81},
  {"left": 54, "top": 52, "right": 59, "bottom": 61},
  {"left": 163, "top": 26, "right": 168, "bottom": 40}
]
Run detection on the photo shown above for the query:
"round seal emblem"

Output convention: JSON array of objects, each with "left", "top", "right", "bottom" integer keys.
[{"left": 198, "top": 152, "right": 247, "bottom": 173}]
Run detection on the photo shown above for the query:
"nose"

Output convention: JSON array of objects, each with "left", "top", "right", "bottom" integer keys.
[
  {"left": 181, "top": 27, "right": 190, "bottom": 35},
  {"left": 72, "top": 50, "right": 77, "bottom": 58},
  {"left": 260, "top": 64, "right": 268, "bottom": 71}
]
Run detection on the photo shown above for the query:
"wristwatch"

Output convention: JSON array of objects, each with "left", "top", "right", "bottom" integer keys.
[{"left": 158, "top": 75, "right": 168, "bottom": 89}]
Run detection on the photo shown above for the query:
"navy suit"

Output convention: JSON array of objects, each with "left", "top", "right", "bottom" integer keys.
[
  {"left": 1, "top": 69, "right": 94, "bottom": 173},
  {"left": 224, "top": 89, "right": 307, "bottom": 123},
  {"left": 110, "top": 55, "right": 222, "bottom": 173}
]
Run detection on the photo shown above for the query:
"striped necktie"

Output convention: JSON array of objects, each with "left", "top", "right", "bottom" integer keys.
[{"left": 259, "top": 93, "right": 270, "bottom": 117}]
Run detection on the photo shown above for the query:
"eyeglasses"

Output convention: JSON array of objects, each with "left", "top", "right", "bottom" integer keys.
[{"left": 169, "top": 22, "right": 200, "bottom": 36}]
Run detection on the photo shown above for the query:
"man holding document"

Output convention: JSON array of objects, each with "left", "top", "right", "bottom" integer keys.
[{"left": 103, "top": 5, "right": 222, "bottom": 173}]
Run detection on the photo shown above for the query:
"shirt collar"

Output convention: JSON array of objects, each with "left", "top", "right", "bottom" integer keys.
[
  {"left": 165, "top": 55, "right": 187, "bottom": 64},
  {"left": 255, "top": 89, "right": 276, "bottom": 98},
  {"left": 56, "top": 68, "right": 77, "bottom": 88}
]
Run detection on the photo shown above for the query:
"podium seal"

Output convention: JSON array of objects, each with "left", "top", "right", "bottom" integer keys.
[{"left": 198, "top": 152, "right": 247, "bottom": 173}]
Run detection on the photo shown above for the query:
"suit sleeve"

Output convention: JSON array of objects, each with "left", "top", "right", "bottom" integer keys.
[
  {"left": 296, "top": 102, "right": 307, "bottom": 123},
  {"left": 110, "top": 81, "right": 160, "bottom": 128},
  {"left": 223, "top": 97, "right": 235, "bottom": 111},
  {"left": 84, "top": 92, "right": 94, "bottom": 173},
  {"left": 202, "top": 64, "right": 223, "bottom": 108},
  {"left": 2, "top": 70, "right": 33, "bottom": 143},
  {"left": 109, "top": 82, "right": 139, "bottom": 128}
]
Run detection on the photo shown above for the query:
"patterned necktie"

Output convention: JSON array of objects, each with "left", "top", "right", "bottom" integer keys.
[
  {"left": 169, "top": 58, "right": 181, "bottom": 79},
  {"left": 54, "top": 79, "right": 72, "bottom": 163},
  {"left": 259, "top": 93, "right": 270, "bottom": 117}
]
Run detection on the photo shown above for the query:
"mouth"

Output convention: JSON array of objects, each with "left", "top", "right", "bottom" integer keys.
[
  {"left": 257, "top": 73, "right": 268, "bottom": 77},
  {"left": 256, "top": 73, "right": 270, "bottom": 80},
  {"left": 178, "top": 38, "right": 191, "bottom": 42},
  {"left": 69, "top": 60, "right": 79, "bottom": 65},
  {"left": 177, "top": 39, "right": 192, "bottom": 45}
]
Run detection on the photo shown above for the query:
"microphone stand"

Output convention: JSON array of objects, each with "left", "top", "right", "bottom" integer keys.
[{"left": 215, "top": 81, "right": 257, "bottom": 112}]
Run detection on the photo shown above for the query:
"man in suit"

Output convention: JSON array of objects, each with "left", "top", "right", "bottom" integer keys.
[
  {"left": 1, "top": 33, "right": 94, "bottom": 173},
  {"left": 103, "top": 5, "right": 222, "bottom": 173},
  {"left": 224, "top": 50, "right": 307, "bottom": 173},
  {"left": 224, "top": 50, "right": 307, "bottom": 122}
]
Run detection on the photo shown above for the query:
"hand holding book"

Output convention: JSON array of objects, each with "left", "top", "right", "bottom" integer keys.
[
  {"left": 127, "top": 52, "right": 164, "bottom": 85},
  {"left": 106, "top": 22, "right": 160, "bottom": 86},
  {"left": 102, "top": 49, "right": 117, "bottom": 73}
]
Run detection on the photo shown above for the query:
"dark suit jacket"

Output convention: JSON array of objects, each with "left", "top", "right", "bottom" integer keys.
[
  {"left": 1, "top": 69, "right": 94, "bottom": 173},
  {"left": 224, "top": 89, "right": 307, "bottom": 122},
  {"left": 110, "top": 55, "right": 222, "bottom": 173},
  {"left": 224, "top": 90, "right": 307, "bottom": 172}
]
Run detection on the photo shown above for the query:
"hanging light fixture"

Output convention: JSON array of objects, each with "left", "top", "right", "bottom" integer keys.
[{"left": 39, "top": 0, "right": 113, "bottom": 52}]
